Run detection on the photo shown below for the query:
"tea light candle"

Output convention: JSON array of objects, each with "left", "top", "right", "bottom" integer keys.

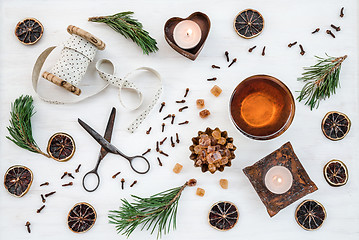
[
  {"left": 264, "top": 166, "right": 293, "bottom": 194},
  {"left": 173, "top": 20, "right": 202, "bottom": 49}
]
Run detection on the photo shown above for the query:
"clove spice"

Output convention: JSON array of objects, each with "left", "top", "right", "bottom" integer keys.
[
  {"left": 159, "top": 102, "right": 165, "bottom": 113},
  {"left": 40, "top": 182, "right": 49, "bottom": 187},
  {"left": 312, "top": 28, "right": 320, "bottom": 34},
  {"left": 112, "top": 171, "right": 121, "bottom": 179},
  {"left": 176, "top": 133, "right": 180, "bottom": 143},
  {"left": 160, "top": 137, "right": 167, "bottom": 145},
  {"left": 299, "top": 44, "right": 305, "bottom": 55},
  {"left": 178, "top": 121, "right": 189, "bottom": 125},
  {"left": 262, "top": 46, "right": 266, "bottom": 56},
  {"left": 288, "top": 41, "right": 297, "bottom": 48},
  {"left": 67, "top": 173, "right": 75, "bottom": 179},
  {"left": 159, "top": 150, "right": 169, "bottom": 157},
  {"left": 156, "top": 141, "right": 159, "bottom": 152},
  {"left": 25, "top": 221, "right": 31, "bottom": 233},
  {"left": 161, "top": 123, "right": 165, "bottom": 132},
  {"left": 184, "top": 88, "right": 189, "bottom": 98},
  {"left": 212, "top": 65, "right": 220, "bottom": 69},
  {"left": 228, "top": 58, "right": 237, "bottom": 68},
  {"left": 130, "top": 180, "right": 137, "bottom": 187},
  {"left": 179, "top": 106, "right": 188, "bottom": 112},
  {"left": 75, "top": 164, "right": 81, "bottom": 173},
  {"left": 171, "top": 136, "right": 175, "bottom": 147},
  {"left": 62, "top": 182, "right": 73, "bottom": 187},
  {"left": 331, "top": 24, "right": 341, "bottom": 32},
  {"left": 207, "top": 77, "right": 217, "bottom": 81},
  {"left": 326, "top": 30, "right": 336, "bottom": 38},
  {"left": 340, "top": 7, "right": 344, "bottom": 18},
  {"left": 61, "top": 172, "right": 68, "bottom": 179},
  {"left": 142, "top": 148, "right": 151, "bottom": 156},
  {"left": 41, "top": 194, "right": 46, "bottom": 203},
  {"left": 171, "top": 114, "right": 175, "bottom": 124},
  {"left": 163, "top": 114, "right": 171, "bottom": 120},
  {"left": 45, "top": 191, "right": 56, "bottom": 198},
  {"left": 225, "top": 51, "right": 229, "bottom": 62},
  {"left": 248, "top": 46, "right": 257, "bottom": 52},
  {"left": 37, "top": 205, "right": 45, "bottom": 213},
  {"left": 121, "top": 178, "right": 125, "bottom": 189},
  {"left": 176, "top": 100, "right": 185, "bottom": 103},
  {"left": 146, "top": 127, "right": 152, "bottom": 134},
  {"left": 157, "top": 157, "right": 163, "bottom": 166}
]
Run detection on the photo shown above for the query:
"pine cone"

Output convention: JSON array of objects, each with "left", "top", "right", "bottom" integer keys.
[{"left": 189, "top": 127, "right": 236, "bottom": 174}]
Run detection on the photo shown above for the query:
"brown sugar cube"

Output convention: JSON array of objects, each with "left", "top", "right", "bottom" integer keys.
[
  {"left": 218, "top": 137, "right": 226, "bottom": 145},
  {"left": 219, "top": 179, "right": 228, "bottom": 189},
  {"left": 212, "top": 130, "right": 221, "bottom": 139},
  {"left": 210, "top": 85, "right": 222, "bottom": 97},
  {"left": 196, "top": 187, "right": 205, "bottom": 197},
  {"left": 173, "top": 163, "right": 183, "bottom": 174},
  {"left": 196, "top": 99, "right": 205, "bottom": 109},
  {"left": 199, "top": 109, "right": 211, "bottom": 118}
]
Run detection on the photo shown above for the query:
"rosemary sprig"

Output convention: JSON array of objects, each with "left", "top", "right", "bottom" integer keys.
[
  {"left": 6, "top": 95, "right": 50, "bottom": 157},
  {"left": 109, "top": 181, "right": 189, "bottom": 239},
  {"left": 89, "top": 11, "right": 158, "bottom": 55},
  {"left": 297, "top": 54, "right": 347, "bottom": 110}
]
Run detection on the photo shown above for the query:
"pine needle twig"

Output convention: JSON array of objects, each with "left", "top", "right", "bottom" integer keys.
[
  {"left": 89, "top": 11, "right": 158, "bottom": 55},
  {"left": 109, "top": 181, "right": 190, "bottom": 239},
  {"left": 6, "top": 95, "right": 50, "bottom": 157},
  {"left": 297, "top": 54, "right": 347, "bottom": 110}
]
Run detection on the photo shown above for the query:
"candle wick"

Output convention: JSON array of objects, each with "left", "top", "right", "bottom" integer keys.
[{"left": 187, "top": 29, "right": 192, "bottom": 36}]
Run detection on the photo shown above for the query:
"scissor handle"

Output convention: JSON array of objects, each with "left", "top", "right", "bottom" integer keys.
[
  {"left": 82, "top": 170, "right": 100, "bottom": 192},
  {"left": 127, "top": 155, "right": 151, "bottom": 174}
]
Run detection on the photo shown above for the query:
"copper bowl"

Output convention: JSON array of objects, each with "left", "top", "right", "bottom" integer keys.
[{"left": 229, "top": 75, "right": 295, "bottom": 140}]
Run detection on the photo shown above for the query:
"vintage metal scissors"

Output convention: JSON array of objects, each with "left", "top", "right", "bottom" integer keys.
[{"left": 78, "top": 107, "right": 150, "bottom": 192}]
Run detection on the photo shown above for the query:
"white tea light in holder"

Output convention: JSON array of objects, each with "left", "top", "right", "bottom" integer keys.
[
  {"left": 264, "top": 166, "right": 293, "bottom": 194},
  {"left": 41, "top": 25, "right": 105, "bottom": 96}
]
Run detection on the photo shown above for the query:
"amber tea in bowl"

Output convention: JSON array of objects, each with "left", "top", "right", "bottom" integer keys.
[{"left": 230, "top": 75, "right": 295, "bottom": 140}]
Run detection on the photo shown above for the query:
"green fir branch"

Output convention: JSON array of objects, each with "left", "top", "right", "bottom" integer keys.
[
  {"left": 109, "top": 181, "right": 189, "bottom": 239},
  {"left": 6, "top": 95, "right": 49, "bottom": 157},
  {"left": 297, "top": 54, "right": 347, "bottom": 110},
  {"left": 89, "top": 11, "right": 158, "bottom": 55}
]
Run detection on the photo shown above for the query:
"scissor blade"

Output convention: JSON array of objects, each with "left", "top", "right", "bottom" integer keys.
[
  {"left": 78, "top": 118, "right": 119, "bottom": 155},
  {"left": 100, "top": 107, "right": 116, "bottom": 158}
]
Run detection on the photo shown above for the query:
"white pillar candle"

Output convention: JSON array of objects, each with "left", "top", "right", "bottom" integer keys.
[
  {"left": 173, "top": 20, "right": 202, "bottom": 49},
  {"left": 264, "top": 166, "right": 293, "bottom": 194}
]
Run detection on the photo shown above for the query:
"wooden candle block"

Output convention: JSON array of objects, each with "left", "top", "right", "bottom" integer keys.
[
  {"left": 164, "top": 12, "right": 211, "bottom": 60},
  {"left": 243, "top": 142, "right": 318, "bottom": 217}
]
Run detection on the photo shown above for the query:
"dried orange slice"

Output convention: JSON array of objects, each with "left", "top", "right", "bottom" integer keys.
[
  {"left": 324, "top": 160, "right": 348, "bottom": 187},
  {"left": 68, "top": 202, "right": 96, "bottom": 233},
  {"left": 15, "top": 18, "right": 43, "bottom": 45},
  {"left": 295, "top": 200, "right": 326, "bottom": 231},
  {"left": 321, "top": 111, "right": 350, "bottom": 141},
  {"left": 234, "top": 9, "right": 264, "bottom": 39},
  {"left": 4, "top": 165, "right": 33, "bottom": 197},
  {"left": 208, "top": 201, "right": 238, "bottom": 231},
  {"left": 47, "top": 133, "right": 75, "bottom": 162}
]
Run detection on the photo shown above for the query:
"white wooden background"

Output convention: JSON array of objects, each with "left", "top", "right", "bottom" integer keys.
[{"left": 0, "top": 0, "right": 358, "bottom": 239}]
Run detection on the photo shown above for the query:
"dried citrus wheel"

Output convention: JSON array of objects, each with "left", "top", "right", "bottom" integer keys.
[
  {"left": 295, "top": 200, "right": 326, "bottom": 231},
  {"left": 4, "top": 165, "right": 33, "bottom": 197},
  {"left": 47, "top": 132, "right": 75, "bottom": 162},
  {"left": 234, "top": 9, "right": 264, "bottom": 39},
  {"left": 324, "top": 160, "right": 348, "bottom": 187},
  {"left": 15, "top": 18, "right": 43, "bottom": 45},
  {"left": 208, "top": 201, "right": 238, "bottom": 231},
  {"left": 68, "top": 202, "right": 96, "bottom": 233},
  {"left": 321, "top": 111, "right": 350, "bottom": 141}
]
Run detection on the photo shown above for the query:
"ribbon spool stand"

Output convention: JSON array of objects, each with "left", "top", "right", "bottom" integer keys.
[{"left": 41, "top": 25, "right": 105, "bottom": 96}]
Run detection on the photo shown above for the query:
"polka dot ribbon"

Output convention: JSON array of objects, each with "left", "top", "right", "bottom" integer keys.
[
  {"left": 32, "top": 35, "right": 162, "bottom": 133},
  {"left": 95, "top": 59, "right": 162, "bottom": 133}
]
